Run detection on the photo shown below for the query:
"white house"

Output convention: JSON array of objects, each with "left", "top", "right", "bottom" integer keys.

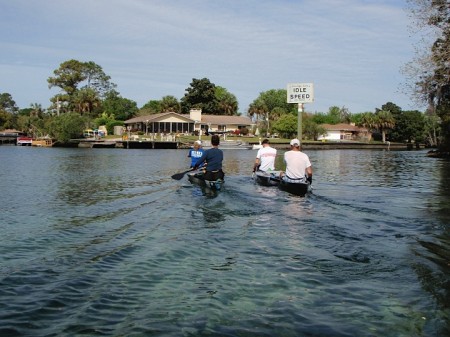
[
  {"left": 318, "top": 123, "right": 371, "bottom": 141},
  {"left": 123, "top": 109, "right": 253, "bottom": 135}
]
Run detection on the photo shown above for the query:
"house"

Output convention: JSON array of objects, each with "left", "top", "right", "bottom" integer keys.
[
  {"left": 318, "top": 123, "right": 371, "bottom": 141},
  {"left": 123, "top": 109, "right": 253, "bottom": 136}
]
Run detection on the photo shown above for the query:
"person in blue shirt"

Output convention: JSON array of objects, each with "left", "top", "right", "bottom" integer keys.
[
  {"left": 193, "top": 135, "right": 224, "bottom": 181},
  {"left": 188, "top": 140, "right": 204, "bottom": 168}
]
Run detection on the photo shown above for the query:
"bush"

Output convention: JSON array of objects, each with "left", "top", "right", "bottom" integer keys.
[
  {"left": 106, "top": 120, "right": 124, "bottom": 135},
  {"left": 49, "top": 112, "right": 87, "bottom": 143},
  {"left": 240, "top": 127, "right": 249, "bottom": 136}
]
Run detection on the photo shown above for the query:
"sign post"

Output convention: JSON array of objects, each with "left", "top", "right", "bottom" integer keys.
[{"left": 287, "top": 83, "right": 314, "bottom": 142}]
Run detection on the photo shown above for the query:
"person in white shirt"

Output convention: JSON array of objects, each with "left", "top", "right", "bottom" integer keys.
[
  {"left": 281, "top": 138, "right": 313, "bottom": 184},
  {"left": 253, "top": 138, "right": 277, "bottom": 172}
]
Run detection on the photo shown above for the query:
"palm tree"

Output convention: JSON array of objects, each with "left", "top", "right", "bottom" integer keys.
[
  {"left": 73, "top": 88, "right": 100, "bottom": 115},
  {"left": 357, "top": 112, "right": 376, "bottom": 141},
  {"left": 375, "top": 110, "right": 395, "bottom": 143},
  {"left": 248, "top": 100, "right": 268, "bottom": 122},
  {"left": 29, "top": 103, "right": 43, "bottom": 117}
]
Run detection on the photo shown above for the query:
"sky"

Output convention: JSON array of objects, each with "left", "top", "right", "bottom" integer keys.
[{"left": 0, "top": 0, "right": 421, "bottom": 115}]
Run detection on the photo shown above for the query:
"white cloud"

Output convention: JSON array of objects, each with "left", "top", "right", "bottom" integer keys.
[{"left": 0, "top": 0, "right": 420, "bottom": 114}]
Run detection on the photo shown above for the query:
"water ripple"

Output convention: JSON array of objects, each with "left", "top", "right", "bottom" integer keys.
[{"left": 0, "top": 148, "right": 448, "bottom": 336}]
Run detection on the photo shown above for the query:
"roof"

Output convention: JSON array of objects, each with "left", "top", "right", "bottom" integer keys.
[
  {"left": 321, "top": 123, "right": 368, "bottom": 132},
  {"left": 181, "top": 114, "right": 252, "bottom": 125},
  {"left": 125, "top": 112, "right": 192, "bottom": 124},
  {"left": 125, "top": 112, "right": 253, "bottom": 125}
]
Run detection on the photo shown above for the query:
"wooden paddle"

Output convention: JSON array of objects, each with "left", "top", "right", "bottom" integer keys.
[{"left": 171, "top": 168, "right": 194, "bottom": 180}]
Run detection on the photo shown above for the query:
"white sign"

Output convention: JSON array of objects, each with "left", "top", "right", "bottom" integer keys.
[{"left": 287, "top": 83, "right": 314, "bottom": 103}]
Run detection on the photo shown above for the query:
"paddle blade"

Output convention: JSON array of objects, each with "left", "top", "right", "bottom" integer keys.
[{"left": 171, "top": 169, "right": 191, "bottom": 180}]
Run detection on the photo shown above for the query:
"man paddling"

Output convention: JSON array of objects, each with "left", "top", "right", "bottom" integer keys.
[
  {"left": 281, "top": 138, "right": 313, "bottom": 184},
  {"left": 193, "top": 135, "right": 225, "bottom": 181},
  {"left": 253, "top": 138, "right": 277, "bottom": 173}
]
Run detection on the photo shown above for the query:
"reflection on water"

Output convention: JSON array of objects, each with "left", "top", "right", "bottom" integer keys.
[{"left": 0, "top": 146, "right": 449, "bottom": 336}]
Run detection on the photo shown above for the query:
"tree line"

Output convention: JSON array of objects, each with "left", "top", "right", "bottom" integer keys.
[
  {"left": 0, "top": 68, "right": 441, "bottom": 145},
  {"left": 402, "top": 0, "right": 450, "bottom": 152},
  {"left": 1, "top": 1, "right": 449, "bottom": 146}
]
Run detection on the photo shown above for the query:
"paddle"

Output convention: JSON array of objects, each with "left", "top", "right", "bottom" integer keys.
[{"left": 171, "top": 168, "right": 194, "bottom": 180}]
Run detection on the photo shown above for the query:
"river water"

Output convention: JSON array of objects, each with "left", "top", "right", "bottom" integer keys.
[{"left": 0, "top": 146, "right": 449, "bottom": 337}]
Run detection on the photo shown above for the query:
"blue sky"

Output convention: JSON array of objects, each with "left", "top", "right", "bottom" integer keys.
[{"left": 0, "top": 0, "right": 419, "bottom": 115}]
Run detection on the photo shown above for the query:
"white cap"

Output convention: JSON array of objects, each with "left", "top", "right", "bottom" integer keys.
[
  {"left": 290, "top": 138, "right": 300, "bottom": 146},
  {"left": 195, "top": 140, "right": 202, "bottom": 145}
]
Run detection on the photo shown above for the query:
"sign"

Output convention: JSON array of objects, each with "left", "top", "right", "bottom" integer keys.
[{"left": 287, "top": 83, "right": 314, "bottom": 103}]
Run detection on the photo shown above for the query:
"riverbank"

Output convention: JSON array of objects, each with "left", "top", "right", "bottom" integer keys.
[{"left": 1, "top": 136, "right": 422, "bottom": 151}]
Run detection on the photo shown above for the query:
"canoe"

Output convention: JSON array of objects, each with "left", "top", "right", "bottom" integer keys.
[
  {"left": 253, "top": 170, "right": 282, "bottom": 187},
  {"left": 187, "top": 170, "right": 224, "bottom": 191},
  {"left": 253, "top": 170, "right": 310, "bottom": 196},
  {"left": 278, "top": 179, "right": 310, "bottom": 196}
]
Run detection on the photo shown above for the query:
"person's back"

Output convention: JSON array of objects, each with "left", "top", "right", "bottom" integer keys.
[
  {"left": 254, "top": 138, "right": 277, "bottom": 172},
  {"left": 194, "top": 135, "right": 224, "bottom": 181},
  {"left": 282, "top": 138, "right": 312, "bottom": 184}
]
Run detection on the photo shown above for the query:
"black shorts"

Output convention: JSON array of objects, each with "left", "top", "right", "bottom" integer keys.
[{"left": 203, "top": 170, "right": 224, "bottom": 181}]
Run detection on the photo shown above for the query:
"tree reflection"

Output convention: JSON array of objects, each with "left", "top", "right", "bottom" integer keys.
[{"left": 413, "top": 159, "right": 450, "bottom": 336}]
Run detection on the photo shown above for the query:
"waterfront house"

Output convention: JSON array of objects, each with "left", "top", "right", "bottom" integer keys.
[
  {"left": 318, "top": 123, "right": 371, "bottom": 141},
  {"left": 123, "top": 109, "right": 253, "bottom": 136}
]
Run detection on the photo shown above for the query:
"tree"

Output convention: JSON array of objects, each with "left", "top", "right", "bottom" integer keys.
[
  {"left": 248, "top": 89, "right": 295, "bottom": 135},
  {"left": 140, "top": 100, "right": 162, "bottom": 115},
  {"left": 380, "top": 102, "right": 402, "bottom": 118},
  {"left": 248, "top": 98, "right": 268, "bottom": 120},
  {"left": 424, "top": 112, "right": 441, "bottom": 146},
  {"left": 328, "top": 106, "right": 342, "bottom": 124},
  {"left": 48, "top": 112, "right": 87, "bottom": 143},
  {"left": 48, "top": 59, "right": 116, "bottom": 113},
  {"left": 311, "top": 106, "right": 344, "bottom": 125},
  {"left": 29, "top": 103, "right": 44, "bottom": 118},
  {"left": 0, "top": 93, "right": 19, "bottom": 114},
  {"left": 73, "top": 87, "right": 101, "bottom": 116},
  {"left": 395, "top": 110, "right": 425, "bottom": 143},
  {"left": 0, "top": 110, "right": 15, "bottom": 129},
  {"left": 405, "top": 0, "right": 450, "bottom": 150},
  {"left": 215, "top": 86, "right": 238, "bottom": 115},
  {"left": 160, "top": 95, "right": 181, "bottom": 113},
  {"left": 339, "top": 106, "right": 351, "bottom": 123},
  {"left": 103, "top": 90, "right": 138, "bottom": 120},
  {"left": 303, "top": 117, "right": 326, "bottom": 141},
  {"left": 311, "top": 112, "right": 332, "bottom": 125},
  {"left": 374, "top": 110, "right": 395, "bottom": 143},
  {"left": 356, "top": 112, "right": 377, "bottom": 141},
  {"left": 180, "top": 78, "right": 217, "bottom": 114},
  {"left": 272, "top": 114, "right": 298, "bottom": 138}
]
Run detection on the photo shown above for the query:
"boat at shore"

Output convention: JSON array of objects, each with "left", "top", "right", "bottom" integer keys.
[
  {"left": 253, "top": 170, "right": 311, "bottom": 196},
  {"left": 32, "top": 137, "right": 55, "bottom": 147},
  {"left": 17, "top": 136, "right": 33, "bottom": 146}
]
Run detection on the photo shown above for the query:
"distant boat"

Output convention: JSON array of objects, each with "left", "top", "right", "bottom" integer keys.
[
  {"left": 252, "top": 139, "right": 263, "bottom": 150},
  {"left": 17, "top": 136, "right": 33, "bottom": 146},
  {"left": 32, "top": 137, "right": 55, "bottom": 147}
]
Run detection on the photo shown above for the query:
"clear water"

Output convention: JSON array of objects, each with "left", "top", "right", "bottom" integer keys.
[{"left": 0, "top": 146, "right": 449, "bottom": 337}]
